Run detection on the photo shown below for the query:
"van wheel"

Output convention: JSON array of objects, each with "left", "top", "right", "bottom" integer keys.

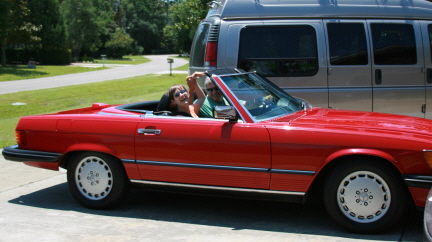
[
  {"left": 323, "top": 158, "right": 407, "bottom": 233},
  {"left": 67, "top": 152, "right": 129, "bottom": 209}
]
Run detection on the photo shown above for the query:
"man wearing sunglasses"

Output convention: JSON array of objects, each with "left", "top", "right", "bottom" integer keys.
[{"left": 197, "top": 77, "right": 228, "bottom": 118}]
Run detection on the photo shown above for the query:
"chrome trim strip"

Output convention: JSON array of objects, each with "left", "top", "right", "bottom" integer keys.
[
  {"left": 271, "top": 169, "right": 315, "bottom": 176},
  {"left": 405, "top": 178, "right": 432, "bottom": 184},
  {"left": 136, "top": 160, "right": 269, "bottom": 172},
  {"left": 403, "top": 174, "right": 432, "bottom": 189},
  {"left": 134, "top": 160, "right": 316, "bottom": 175},
  {"left": 131, "top": 179, "right": 305, "bottom": 196},
  {"left": 121, "top": 159, "right": 136, "bottom": 164},
  {"left": 98, "top": 112, "right": 141, "bottom": 117}
]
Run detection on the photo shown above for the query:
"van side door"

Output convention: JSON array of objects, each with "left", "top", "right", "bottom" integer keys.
[
  {"left": 325, "top": 20, "right": 372, "bottom": 112},
  {"left": 368, "top": 20, "right": 425, "bottom": 118},
  {"left": 423, "top": 22, "right": 432, "bottom": 119}
]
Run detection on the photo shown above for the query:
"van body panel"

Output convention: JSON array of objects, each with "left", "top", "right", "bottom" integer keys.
[
  {"left": 423, "top": 22, "right": 432, "bottom": 119},
  {"left": 369, "top": 20, "right": 425, "bottom": 117},
  {"left": 190, "top": 0, "right": 432, "bottom": 118},
  {"left": 218, "top": 0, "right": 432, "bottom": 21}
]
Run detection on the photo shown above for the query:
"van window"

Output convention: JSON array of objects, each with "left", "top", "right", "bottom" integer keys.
[
  {"left": 238, "top": 26, "right": 318, "bottom": 76},
  {"left": 190, "top": 23, "right": 210, "bottom": 67},
  {"left": 327, "top": 23, "right": 368, "bottom": 65},
  {"left": 429, "top": 24, "right": 432, "bottom": 62},
  {"left": 371, "top": 23, "right": 417, "bottom": 65}
]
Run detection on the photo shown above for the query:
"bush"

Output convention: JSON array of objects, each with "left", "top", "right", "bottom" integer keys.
[
  {"left": 6, "top": 49, "right": 39, "bottom": 64},
  {"left": 6, "top": 49, "right": 72, "bottom": 65},
  {"left": 40, "top": 49, "right": 72, "bottom": 65}
]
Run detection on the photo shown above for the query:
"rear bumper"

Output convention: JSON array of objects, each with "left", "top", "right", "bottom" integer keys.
[{"left": 2, "top": 145, "right": 62, "bottom": 163}]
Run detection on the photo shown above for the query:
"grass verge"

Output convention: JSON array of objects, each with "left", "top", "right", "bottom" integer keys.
[
  {"left": 0, "top": 72, "right": 188, "bottom": 148},
  {"left": 0, "top": 65, "right": 109, "bottom": 82},
  {"left": 93, "top": 55, "right": 151, "bottom": 65}
]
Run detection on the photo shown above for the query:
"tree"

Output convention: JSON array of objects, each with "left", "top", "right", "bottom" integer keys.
[
  {"left": 164, "top": 0, "right": 208, "bottom": 53},
  {"left": 60, "top": 0, "right": 102, "bottom": 59},
  {"left": 0, "top": 0, "right": 41, "bottom": 66},
  {"left": 123, "top": 0, "right": 168, "bottom": 54},
  {"left": 105, "top": 27, "right": 134, "bottom": 58},
  {"left": 26, "top": 0, "right": 70, "bottom": 64},
  {"left": 28, "top": 0, "right": 66, "bottom": 50}
]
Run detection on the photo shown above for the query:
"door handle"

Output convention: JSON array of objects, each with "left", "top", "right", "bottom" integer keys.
[
  {"left": 138, "top": 129, "right": 161, "bottom": 135},
  {"left": 375, "top": 69, "right": 382, "bottom": 85}
]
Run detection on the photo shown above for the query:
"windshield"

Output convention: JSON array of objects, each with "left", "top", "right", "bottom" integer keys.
[{"left": 217, "top": 72, "right": 304, "bottom": 122}]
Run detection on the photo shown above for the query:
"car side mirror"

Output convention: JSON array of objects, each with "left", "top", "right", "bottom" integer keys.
[{"left": 213, "top": 106, "right": 237, "bottom": 121}]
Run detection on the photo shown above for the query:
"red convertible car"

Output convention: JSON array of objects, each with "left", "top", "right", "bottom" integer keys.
[{"left": 3, "top": 69, "right": 432, "bottom": 233}]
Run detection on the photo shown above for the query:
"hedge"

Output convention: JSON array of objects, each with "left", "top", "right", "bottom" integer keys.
[{"left": 6, "top": 49, "right": 72, "bottom": 65}]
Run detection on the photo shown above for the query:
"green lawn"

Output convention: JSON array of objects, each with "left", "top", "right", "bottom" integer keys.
[
  {"left": 0, "top": 65, "right": 109, "bottom": 82},
  {"left": 0, "top": 56, "right": 185, "bottom": 82},
  {"left": 93, "top": 55, "right": 151, "bottom": 65},
  {"left": 0, "top": 72, "right": 189, "bottom": 148}
]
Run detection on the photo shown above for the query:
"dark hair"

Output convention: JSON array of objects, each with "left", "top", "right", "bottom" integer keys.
[{"left": 168, "top": 84, "right": 187, "bottom": 100}]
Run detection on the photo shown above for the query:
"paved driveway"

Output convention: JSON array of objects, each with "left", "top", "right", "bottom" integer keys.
[
  {"left": 0, "top": 55, "right": 188, "bottom": 95},
  {"left": 0, "top": 154, "right": 424, "bottom": 242}
]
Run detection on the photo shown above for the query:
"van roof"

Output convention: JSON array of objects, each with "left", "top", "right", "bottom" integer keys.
[{"left": 207, "top": 0, "right": 432, "bottom": 20}]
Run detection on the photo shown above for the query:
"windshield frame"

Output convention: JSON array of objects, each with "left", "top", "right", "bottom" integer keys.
[{"left": 210, "top": 71, "right": 304, "bottom": 123}]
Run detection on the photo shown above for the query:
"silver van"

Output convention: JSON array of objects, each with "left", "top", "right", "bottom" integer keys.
[{"left": 189, "top": 0, "right": 432, "bottom": 118}]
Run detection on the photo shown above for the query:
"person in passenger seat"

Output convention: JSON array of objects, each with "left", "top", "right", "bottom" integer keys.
[
  {"left": 168, "top": 72, "right": 206, "bottom": 117},
  {"left": 197, "top": 77, "right": 228, "bottom": 118}
]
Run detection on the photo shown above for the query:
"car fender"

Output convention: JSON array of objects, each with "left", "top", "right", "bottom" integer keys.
[
  {"left": 65, "top": 143, "right": 117, "bottom": 157},
  {"left": 324, "top": 148, "right": 397, "bottom": 165}
]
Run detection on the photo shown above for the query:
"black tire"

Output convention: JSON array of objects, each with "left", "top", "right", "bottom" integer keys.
[
  {"left": 67, "top": 152, "right": 129, "bottom": 209},
  {"left": 323, "top": 158, "right": 408, "bottom": 233}
]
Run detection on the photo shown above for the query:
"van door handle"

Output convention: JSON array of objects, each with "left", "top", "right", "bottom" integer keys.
[
  {"left": 138, "top": 129, "right": 161, "bottom": 135},
  {"left": 427, "top": 68, "right": 432, "bottom": 84},
  {"left": 375, "top": 69, "right": 382, "bottom": 85}
]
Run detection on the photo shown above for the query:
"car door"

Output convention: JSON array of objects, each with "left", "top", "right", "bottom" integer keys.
[
  {"left": 134, "top": 116, "right": 271, "bottom": 189},
  {"left": 369, "top": 20, "right": 425, "bottom": 118}
]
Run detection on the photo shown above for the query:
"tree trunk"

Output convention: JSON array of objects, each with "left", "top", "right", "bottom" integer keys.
[{"left": 1, "top": 41, "right": 6, "bottom": 66}]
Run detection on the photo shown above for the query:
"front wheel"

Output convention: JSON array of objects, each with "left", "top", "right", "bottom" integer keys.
[
  {"left": 67, "top": 152, "right": 129, "bottom": 209},
  {"left": 323, "top": 158, "right": 408, "bottom": 233}
]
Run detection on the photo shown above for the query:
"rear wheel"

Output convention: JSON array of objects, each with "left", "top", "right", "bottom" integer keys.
[
  {"left": 323, "top": 158, "right": 407, "bottom": 233},
  {"left": 67, "top": 152, "right": 129, "bottom": 209}
]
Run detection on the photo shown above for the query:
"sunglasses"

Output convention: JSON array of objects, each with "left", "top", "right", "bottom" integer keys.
[
  {"left": 206, "top": 87, "right": 219, "bottom": 93},
  {"left": 174, "top": 89, "right": 187, "bottom": 97}
]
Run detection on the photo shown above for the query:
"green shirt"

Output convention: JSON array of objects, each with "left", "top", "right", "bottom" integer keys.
[{"left": 198, "top": 96, "right": 228, "bottom": 118}]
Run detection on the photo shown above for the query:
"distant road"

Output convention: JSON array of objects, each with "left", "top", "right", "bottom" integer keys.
[{"left": 0, "top": 55, "right": 188, "bottom": 95}]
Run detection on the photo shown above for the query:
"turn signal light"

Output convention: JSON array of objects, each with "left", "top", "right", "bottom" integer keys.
[
  {"left": 15, "top": 130, "right": 27, "bottom": 146},
  {"left": 424, "top": 151, "right": 432, "bottom": 170}
]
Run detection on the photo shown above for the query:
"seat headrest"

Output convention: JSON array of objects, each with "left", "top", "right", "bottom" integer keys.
[{"left": 156, "top": 93, "right": 174, "bottom": 111}]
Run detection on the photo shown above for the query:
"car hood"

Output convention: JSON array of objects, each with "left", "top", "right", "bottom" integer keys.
[{"left": 272, "top": 108, "right": 432, "bottom": 136}]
